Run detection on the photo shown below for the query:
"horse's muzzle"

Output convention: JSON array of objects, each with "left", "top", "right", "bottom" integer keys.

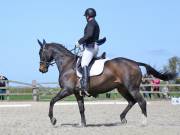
[
  {"left": 39, "top": 68, "right": 48, "bottom": 73},
  {"left": 39, "top": 64, "right": 48, "bottom": 73}
]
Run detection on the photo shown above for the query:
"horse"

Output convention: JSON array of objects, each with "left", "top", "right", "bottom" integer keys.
[{"left": 37, "top": 39, "right": 176, "bottom": 127}]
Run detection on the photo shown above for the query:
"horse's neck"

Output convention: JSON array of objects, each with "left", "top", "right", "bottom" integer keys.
[{"left": 54, "top": 52, "right": 75, "bottom": 74}]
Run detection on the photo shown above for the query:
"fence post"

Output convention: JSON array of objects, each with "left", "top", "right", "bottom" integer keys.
[
  {"left": 6, "top": 82, "right": 10, "bottom": 101},
  {"left": 32, "top": 80, "right": 39, "bottom": 101}
]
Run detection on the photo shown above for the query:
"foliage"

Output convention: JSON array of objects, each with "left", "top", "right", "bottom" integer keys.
[
  {"left": 9, "top": 87, "right": 32, "bottom": 93},
  {"left": 164, "top": 56, "right": 180, "bottom": 73},
  {"left": 176, "top": 78, "right": 180, "bottom": 84}
]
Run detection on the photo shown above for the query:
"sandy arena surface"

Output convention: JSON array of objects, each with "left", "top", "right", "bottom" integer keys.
[{"left": 0, "top": 100, "right": 180, "bottom": 135}]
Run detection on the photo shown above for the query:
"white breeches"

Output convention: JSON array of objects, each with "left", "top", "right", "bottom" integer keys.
[{"left": 81, "top": 44, "right": 99, "bottom": 67}]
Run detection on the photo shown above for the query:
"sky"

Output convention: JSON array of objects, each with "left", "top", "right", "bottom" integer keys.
[{"left": 0, "top": 0, "right": 180, "bottom": 84}]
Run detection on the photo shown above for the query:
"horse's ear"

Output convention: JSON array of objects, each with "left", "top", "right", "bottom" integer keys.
[
  {"left": 37, "top": 39, "right": 43, "bottom": 48},
  {"left": 43, "top": 39, "right": 46, "bottom": 45}
]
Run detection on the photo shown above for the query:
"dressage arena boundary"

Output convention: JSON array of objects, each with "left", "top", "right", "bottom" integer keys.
[
  {"left": 0, "top": 79, "right": 180, "bottom": 101},
  {"left": 0, "top": 101, "right": 151, "bottom": 108}
]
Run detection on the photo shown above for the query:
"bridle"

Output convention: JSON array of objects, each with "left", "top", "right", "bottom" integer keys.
[
  {"left": 40, "top": 45, "right": 55, "bottom": 67},
  {"left": 40, "top": 60, "right": 56, "bottom": 67},
  {"left": 40, "top": 45, "right": 82, "bottom": 67}
]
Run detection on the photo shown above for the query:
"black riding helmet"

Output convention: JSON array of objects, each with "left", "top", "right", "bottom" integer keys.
[{"left": 84, "top": 8, "right": 96, "bottom": 17}]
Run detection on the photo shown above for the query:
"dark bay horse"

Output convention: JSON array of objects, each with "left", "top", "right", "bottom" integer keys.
[{"left": 38, "top": 39, "right": 176, "bottom": 127}]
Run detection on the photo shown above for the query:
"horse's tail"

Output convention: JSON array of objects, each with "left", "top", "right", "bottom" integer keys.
[{"left": 137, "top": 62, "right": 177, "bottom": 81}]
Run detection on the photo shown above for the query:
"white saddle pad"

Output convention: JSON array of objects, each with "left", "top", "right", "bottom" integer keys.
[{"left": 76, "top": 59, "right": 109, "bottom": 77}]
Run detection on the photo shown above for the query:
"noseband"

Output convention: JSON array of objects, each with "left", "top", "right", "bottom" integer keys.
[{"left": 40, "top": 61, "right": 55, "bottom": 67}]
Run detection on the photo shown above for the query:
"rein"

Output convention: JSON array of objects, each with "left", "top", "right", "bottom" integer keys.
[
  {"left": 70, "top": 46, "right": 76, "bottom": 52},
  {"left": 70, "top": 46, "right": 83, "bottom": 56},
  {"left": 70, "top": 46, "right": 82, "bottom": 69}
]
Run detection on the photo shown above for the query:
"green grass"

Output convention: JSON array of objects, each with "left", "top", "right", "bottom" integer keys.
[
  {"left": 2, "top": 87, "right": 180, "bottom": 101},
  {"left": 9, "top": 95, "right": 33, "bottom": 100},
  {"left": 169, "top": 93, "right": 180, "bottom": 97},
  {"left": 39, "top": 95, "right": 76, "bottom": 101},
  {"left": 2, "top": 93, "right": 180, "bottom": 101},
  {"left": 39, "top": 93, "right": 123, "bottom": 101}
]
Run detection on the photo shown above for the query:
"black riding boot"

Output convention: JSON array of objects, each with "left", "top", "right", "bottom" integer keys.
[{"left": 80, "top": 66, "right": 90, "bottom": 96}]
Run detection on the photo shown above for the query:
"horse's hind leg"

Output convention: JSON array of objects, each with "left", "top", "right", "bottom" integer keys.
[
  {"left": 129, "top": 89, "right": 147, "bottom": 125},
  {"left": 117, "top": 88, "right": 136, "bottom": 124},
  {"left": 48, "top": 89, "right": 72, "bottom": 125}
]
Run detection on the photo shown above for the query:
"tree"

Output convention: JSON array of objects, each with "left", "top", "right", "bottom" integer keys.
[
  {"left": 163, "top": 56, "right": 180, "bottom": 73},
  {"left": 169, "top": 56, "right": 179, "bottom": 72},
  {"left": 178, "top": 59, "right": 180, "bottom": 73}
]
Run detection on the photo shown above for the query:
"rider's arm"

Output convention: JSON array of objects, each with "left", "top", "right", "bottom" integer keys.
[{"left": 78, "top": 23, "right": 94, "bottom": 45}]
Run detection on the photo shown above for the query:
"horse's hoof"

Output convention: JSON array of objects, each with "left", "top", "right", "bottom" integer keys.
[
  {"left": 78, "top": 122, "right": 86, "bottom": 128},
  {"left": 141, "top": 115, "right": 147, "bottom": 126},
  {"left": 121, "top": 118, "right": 127, "bottom": 124},
  {"left": 51, "top": 117, "right": 57, "bottom": 125}
]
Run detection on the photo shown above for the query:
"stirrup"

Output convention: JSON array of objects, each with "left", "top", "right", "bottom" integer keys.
[
  {"left": 79, "top": 90, "right": 90, "bottom": 97},
  {"left": 79, "top": 91, "right": 83, "bottom": 97},
  {"left": 84, "top": 90, "right": 90, "bottom": 97}
]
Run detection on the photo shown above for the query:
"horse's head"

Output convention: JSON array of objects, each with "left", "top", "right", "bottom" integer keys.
[{"left": 38, "top": 39, "right": 54, "bottom": 73}]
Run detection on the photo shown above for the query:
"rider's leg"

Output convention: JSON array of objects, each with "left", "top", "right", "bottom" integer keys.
[
  {"left": 80, "top": 66, "right": 89, "bottom": 96},
  {"left": 81, "top": 48, "right": 93, "bottom": 96},
  {"left": 81, "top": 45, "right": 99, "bottom": 96},
  {"left": 81, "top": 44, "right": 99, "bottom": 66}
]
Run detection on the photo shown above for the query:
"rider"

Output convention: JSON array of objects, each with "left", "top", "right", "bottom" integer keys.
[{"left": 76, "top": 8, "right": 100, "bottom": 96}]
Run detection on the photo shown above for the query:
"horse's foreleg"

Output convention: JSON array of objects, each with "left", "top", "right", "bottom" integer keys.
[
  {"left": 75, "top": 94, "right": 86, "bottom": 127},
  {"left": 49, "top": 89, "right": 72, "bottom": 125}
]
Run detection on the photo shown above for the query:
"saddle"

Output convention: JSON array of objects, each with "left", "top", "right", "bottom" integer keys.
[{"left": 76, "top": 52, "right": 109, "bottom": 77}]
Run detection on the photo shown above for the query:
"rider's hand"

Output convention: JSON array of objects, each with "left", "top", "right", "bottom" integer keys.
[{"left": 75, "top": 41, "right": 81, "bottom": 48}]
